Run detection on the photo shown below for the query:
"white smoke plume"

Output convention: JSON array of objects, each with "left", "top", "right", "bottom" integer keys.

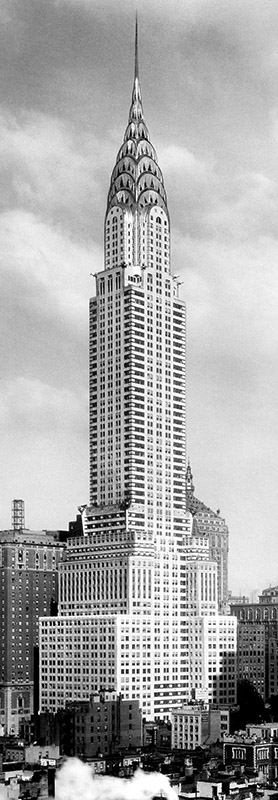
[{"left": 55, "top": 758, "right": 178, "bottom": 800}]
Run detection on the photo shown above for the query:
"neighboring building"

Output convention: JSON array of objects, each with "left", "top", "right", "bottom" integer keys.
[
  {"left": 228, "top": 594, "right": 250, "bottom": 606},
  {"left": 143, "top": 719, "right": 171, "bottom": 749},
  {"left": 39, "top": 24, "right": 236, "bottom": 721},
  {"left": 186, "top": 463, "right": 229, "bottom": 613},
  {"left": 171, "top": 703, "right": 231, "bottom": 750},
  {"left": 246, "top": 722, "right": 278, "bottom": 740},
  {"left": 223, "top": 731, "right": 278, "bottom": 782},
  {"left": 195, "top": 777, "right": 260, "bottom": 800},
  {"left": 24, "top": 744, "right": 59, "bottom": 766},
  {"left": 171, "top": 704, "right": 210, "bottom": 750},
  {"left": 57, "top": 693, "right": 142, "bottom": 757},
  {"left": 0, "top": 741, "right": 24, "bottom": 763},
  {"left": 231, "top": 586, "right": 278, "bottom": 700},
  {"left": 0, "top": 530, "right": 65, "bottom": 735},
  {"left": 190, "top": 616, "right": 237, "bottom": 705}
]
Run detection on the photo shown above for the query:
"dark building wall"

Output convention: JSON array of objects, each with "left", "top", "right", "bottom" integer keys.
[
  {"left": 50, "top": 695, "right": 142, "bottom": 758},
  {"left": 37, "top": 711, "right": 60, "bottom": 747},
  {"left": 0, "top": 533, "right": 65, "bottom": 683},
  {"left": 0, "top": 531, "right": 65, "bottom": 731},
  {"left": 118, "top": 697, "right": 142, "bottom": 749},
  {"left": 231, "top": 596, "right": 278, "bottom": 701},
  {"left": 223, "top": 739, "right": 278, "bottom": 782}
]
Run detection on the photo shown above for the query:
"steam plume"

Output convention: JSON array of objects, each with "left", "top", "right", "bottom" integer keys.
[{"left": 55, "top": 758, "right": 178, "bottom": 800}]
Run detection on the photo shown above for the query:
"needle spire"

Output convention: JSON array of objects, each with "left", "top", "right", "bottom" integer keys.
[
  {"left": 106, "top": 15, "right": 169, "bottom": 218},
  {"left": 135, "top": 13, "right": 139, "bottom": 81}
]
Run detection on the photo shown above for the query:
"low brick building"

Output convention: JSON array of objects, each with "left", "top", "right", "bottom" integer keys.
[
  {"left": 39, "top": 691, "right": 142, "bottom": 758},
  {"left": 223, "top": 732, "right": 278, "bottom": 782}
]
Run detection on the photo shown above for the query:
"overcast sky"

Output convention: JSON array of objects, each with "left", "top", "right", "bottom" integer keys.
[{"left": 1, "top": 0, "right": 278, "bottom": 595}]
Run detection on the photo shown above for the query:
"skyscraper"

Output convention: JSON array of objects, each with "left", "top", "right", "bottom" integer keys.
[
  {"left": 0, "top": 528, "right": 65, "bottom": 735},
  {"left": 40, "top": 24, "right": 237, "bottom": 720},
  {"left": 89, "top": 19, "right": 186, "bottom": 532}
]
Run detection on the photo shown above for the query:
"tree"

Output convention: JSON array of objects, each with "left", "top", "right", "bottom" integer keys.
[
  {"left": 237, "top": 679, "right": 266, "bottom": 728},
  {"left": 267, "top": 694, "right": 278, "bottom": 721}
]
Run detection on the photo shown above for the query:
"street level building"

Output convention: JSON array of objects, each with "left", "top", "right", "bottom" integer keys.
[
  {"left": 39, "top": 25, "right": 236, "bottom": 721},
  {"left": 57, "top": 692, "right": 142, "bottom": 758},
  {"left": 0, "top": 529, "right": 65, "bottom": 735},
  {"left": 223, "top": 731, "right": 278, "bottom": 782},
  {"left": 171, "top": 703, "right": 231, "bottom": 749},
  {"left": 231, "top": 586, "right": 278, "bottom": 701}
]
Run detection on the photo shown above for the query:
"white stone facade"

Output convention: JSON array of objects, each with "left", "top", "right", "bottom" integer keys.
[{"left": 39, "top": 35, "right": 237, "bottom": 721}]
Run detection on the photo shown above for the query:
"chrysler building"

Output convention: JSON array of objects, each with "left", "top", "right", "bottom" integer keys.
[
  {"left": 39, "top": 24, "right": 237, "bottom": 720},
  {"left": 89, "top": 19, "right": 186, "bottom": 532}
]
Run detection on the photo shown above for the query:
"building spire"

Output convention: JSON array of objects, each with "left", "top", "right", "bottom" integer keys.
[
  {"left": 131, "top": 13, "right": 141, "bottom": 107},
  {"left": 105, "top": 17, "right": 169, "bottom": 218},
  {"left": 135, "top": 12, "right": 139, "bottom": 81},
  {"left": 186, "top": 460, "right": 195, "bottom": 494}
]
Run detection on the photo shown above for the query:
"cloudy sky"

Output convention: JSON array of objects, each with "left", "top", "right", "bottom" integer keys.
[{"left": 1, "top": 0, "right": 278, "bottom": 595}]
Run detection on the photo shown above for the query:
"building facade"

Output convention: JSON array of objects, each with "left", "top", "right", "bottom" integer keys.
[
  {"left": 57, "top": 692, "right": 142, "bottom": 758},
  {"left": 171, "top": 703, "right": 231, "bottom": 750},
  {"left": 231, "top": 586, "right": 278, "bottom": 701},
  {"left": 0, "top": 530, "right": 65, "bottom": 734},
  {"left": 39, "top": 26, "right": 236, "bottom": 721},
  {"left": 186, "top": 463, "right": 229, "bottom": 613},
  {"left": 223, "top": 730, "right": 278, "bottom": 782}
]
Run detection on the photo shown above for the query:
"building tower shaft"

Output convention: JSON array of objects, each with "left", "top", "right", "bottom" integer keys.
[{"left": 89, "top": 28, "right": 186, "bottom": 538}]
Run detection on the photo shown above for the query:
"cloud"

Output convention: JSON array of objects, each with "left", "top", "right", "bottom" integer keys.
[
  {"left": 0, "top": 210, "right": 92, "bottom": 527},
  {"left": 176, "top": 233, "right": 278, "bottom": 393},
  {"left": 174, "top": 230, "right": 278, "bottom": 593},
  {"left": 0, "top": 107, "right": 113, "bottom": 238},
  {"left": 0, "top": 208, "right": 98, "bottom": 334},
  {"left": 205, "top": 172, "right": 278, "bottom": 242},
  {"left": 159, "top": 143, "right": 212, "bottom": 176},
  {"left": 0, "top": 377, "right": 86, "bottom": 434},
  {"left": 160, "top": 137, "right": 278, "bottom": 243}
]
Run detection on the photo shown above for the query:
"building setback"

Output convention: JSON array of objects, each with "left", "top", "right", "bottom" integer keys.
[
  {"left": 39, "top": 24, "right": 237, "bottom": 721},
  {"left": 186, "top": 463, "right": 229, "bottom": 613},
  {"left": 0, "top": 530, "right": 65, "bottom": 735}
]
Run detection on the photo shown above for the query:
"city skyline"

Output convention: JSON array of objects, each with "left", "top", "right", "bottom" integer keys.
[{"left": 1, "top": 0, "right": 278, "bottom": 595}]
